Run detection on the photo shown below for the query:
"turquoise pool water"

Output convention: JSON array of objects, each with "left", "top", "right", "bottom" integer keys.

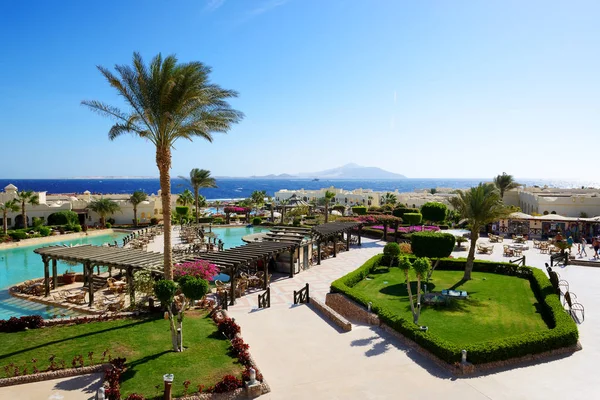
[
  {"left": 0, "top": 232, "right": 127, "bottom": 319},
  {"left": 210, "top": 226, "right": 268, "bottom": 249}
]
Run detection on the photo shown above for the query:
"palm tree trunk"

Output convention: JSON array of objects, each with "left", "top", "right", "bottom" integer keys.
[
  {"left": 404, "top": 271, "right": 417, "bottom": 322},
  {"left": 22, "top": 202, "right": 27, "bottom": 230},
  {"left": 325, "top": 204, "right": 329, "bottom": 223},
  {"left": 3, "top": 211, "right": 7, "bottom": 235},
  {"left": 194, "top": 188, "right": 199, "bottom": 224},
  {"left": 133, "top": 206, "right": 138, "bottom": 227},
  {"left": 157, "top": 147, "right": 174, "bottom": 280},
  {"left": 270, "top": 203, "right": 274, "bottom": 222},
  {"left": 464, "top": 229, "right": 479, "bottom": 280}
]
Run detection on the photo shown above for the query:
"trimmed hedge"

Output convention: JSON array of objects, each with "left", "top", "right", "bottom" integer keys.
[
  {"left": 331, "top": 256, "right": 578, "bottom": 365},
  {"left": 47, "top": 210, "right": 79, "bottom": 226},
  {"left": 351, "top": 206, "right": 367, "bottom": 215},
  {"left": 403, "top": 213, "right": 422, "bottom": 225},
  {"left": 362, "top": 227, "right": 383, "bottom": 239},
  {"left": 410, "top": 232, "right": 455, "bottom": 258},
  {"left": 392, "top": 207, "right": 419, "bottom": 218},
  {"left": 420, "top": 202, "right": 447, "bottom": 222}
]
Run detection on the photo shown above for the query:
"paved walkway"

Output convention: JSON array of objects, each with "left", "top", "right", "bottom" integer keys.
[{"left": 0, "top": 372, "right": 103, "bottom": 400}]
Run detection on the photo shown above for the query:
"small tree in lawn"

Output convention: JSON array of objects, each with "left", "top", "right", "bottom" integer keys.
[
  {"left": 398, "top": 256, "right": 416, "bottom": 321},
  {"left": 154, "top": 280, "right": 179, "bottom": 351},
  {"left": 411, "top": 257, "right": 431, "bottom": 324},
  {"left": 382, "top": 242, "right": 400, "bottom": 269},
  {"left": 133, "top": 270, "right": 156, "bottom": 305},
  {"left": 176, "top": 276, "right": 209, "bottom": 351}
]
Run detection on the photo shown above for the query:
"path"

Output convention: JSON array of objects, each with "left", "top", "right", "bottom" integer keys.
[{"left": 0, "top": 373, "right": 103, "bottom": 400}]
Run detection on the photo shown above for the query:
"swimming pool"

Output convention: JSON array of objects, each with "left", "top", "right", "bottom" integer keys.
[
  {"left": 0, "top": 232, "right": 127, "bottom": 319},
  {"left": 210, "top": 226, "right": 268, "bottom": 249}
]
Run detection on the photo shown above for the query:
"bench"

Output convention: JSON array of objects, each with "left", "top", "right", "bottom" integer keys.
[{"left": 564, "top": 291, "right": 584, "bottom": 323}]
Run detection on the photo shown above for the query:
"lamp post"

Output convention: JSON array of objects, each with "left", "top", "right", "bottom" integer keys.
[{"left": 163, "top": 374, "right": 174, "bottom": 400}]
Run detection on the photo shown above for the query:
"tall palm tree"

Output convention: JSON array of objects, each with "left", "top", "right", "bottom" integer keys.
[
  {"left": 16, "top": 190, "right": 39, "bottom": 230},
  {"left": 251, "top": 190, "right": 266, "bottom": 215},
  {"left": 177, "top": 189, "right": 194, "bottom": 207},
  {"left": 214, "top": 200, "right": 222, "bottom": 214},
  {"left": 129, "top": 190, "right": 148, "bottom": 227},
  {"left": 87, "top": 198, "right": 121, "bottom": 227},
  {"left": 83, "top": 52, "right": 243, "bottom": 280},
  {"left": 493, "top": 172, "right": 520, "bottom": 199},
  {"left": 179, "top": 168, "right": 217, "bottom": 224},
  {"left": 324, "top": 190, "right": 336, "bottom": 223},
  {"left": 449, "top": 183, "right": 509, "bottom": 280},
  {"left": 0, "top": 200, "right": 20, "bottom": 234}
]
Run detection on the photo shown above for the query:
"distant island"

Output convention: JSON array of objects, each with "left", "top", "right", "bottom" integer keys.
[{"left": 248, "top": 163, "right": 407, "bottom": 180}]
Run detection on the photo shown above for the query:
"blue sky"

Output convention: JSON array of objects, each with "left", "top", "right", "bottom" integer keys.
[{"left": 1, "top": 0, "right": 599, "bottom": 180}]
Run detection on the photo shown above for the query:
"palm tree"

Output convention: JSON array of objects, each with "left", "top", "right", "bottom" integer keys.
[
  {"left": 382, "top": 192, "right": 397, "bottom": 206},
  {"left": 214, "top": 200, "right": 222, "bottom": 214},
  {"left": 449, "top": 183, "right": 509, "bottom": 280},
  {"left": 82, "top": 52, "right": 243, "bottom": 280},
  {"left": 324, "top": 190, "right": 336, "bottom": 223},
  {"left": 0, "top": 200, "right": 20, "bottom": 234},
  {"left": 493, "top": 172, "right": 520, "bottom": 199},
  {"left": 87, "top": 198, "right": 121, "bottom": 227},
  {"left": 129, "top": 190, "right": 148, "bottom": 227},
  {"left": 177, "top": 189, "right": 194, "bottom": 207},
  {"left": 16, "top": 190, "right": 39, "bottom": 229},
  {"left": 179, "top": 168, "right": 217, "bottom": 224},
  {"left": 251, "top": 190, "right": 266, "bottom": 215}
]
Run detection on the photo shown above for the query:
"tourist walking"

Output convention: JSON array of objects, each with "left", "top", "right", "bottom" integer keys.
[
  {"left": 579, "top": 236, "right": 588, "bottom": 257},
  {"left": 593, "top": 237, "right": 599, "bottom": 259}
]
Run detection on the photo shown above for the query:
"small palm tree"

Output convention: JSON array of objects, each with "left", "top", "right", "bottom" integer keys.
[
  {"left": 449, "top": 183, "right": 509, "bottom": 280},
  {"left": 493, "top": 172, "right": 520, "bottom": 199},
  {"left": 179, "top": 168, "right": 217, "bottom": 224},
  {"left": 214, "top": 200, "right": 222, "bottom": 214},
  {"left": 87, "top": 198, "right": 121, "bottom": 227},
  {"left": 251, "top": 190, "right": 266, "bottom": 215},
  {"left": 16, "top": 190, "right": 39, "bottom": 229},
  {"left": 0, "top": 200, "right": 20, "bottom": 234},
  {"left": 324, "top": 190, "right": 336, "bottom": 223},
  {"left": 82, "top": 52, "right": 243, "bottom": 281},
  {"left": 129, "top": 190, "right": 148, "bottom": 227},
  {"left": 382, "top": 192, "right": 397, "bottom": 206},
  {"left": 177, "top": 189, "right": 194, "bottom": 207}
]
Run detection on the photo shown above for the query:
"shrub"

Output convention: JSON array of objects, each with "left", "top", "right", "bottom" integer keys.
[
  {"left": 174, "top": 260, "right": 219, "bottom": 281},
  {"left": 392, "top": 207, "right": 419, "bottom": 218},
  {"left": 361, "top": 227, "right": 383, "bottom": 239},
  {"left": 150, "top": 217, "right": 158, "bottom": 225},
  {"left": 154, "top": 280, "right": 177, "bottom": 306},
  {"left": 47, "top": 211, "right": 79, "bottom": 226},
  {"left": 124, "top": 394, "right": 146, "bottom": 400},
  {"left": 252, "top": 217, "right": 262, "bottom": 225},
  {"left": 420, "top": 202, "right": 447, "bottom": 222},
  {"left": 368, "top": 206, "right": 382, "bottom": 212},
  {"left": 398, "top": 242, "right": 412, "bottom": 254},
  {"left": 382, "top": 242, "right": 401, "bottom": 267},
  {"left": 211, "top": 375, "right": 243, "bottom": 393},
  {"left": 66, "top": 224, "right": 82, "bottom": 232},
  {"left": 37, "top": 226, "right": 51, "bottom": 236},
  {"left": 410, "top": 232, "right": 456, "bottom": 258},
  {"left": 0, "top": 315, "right": 44, "bottom": 332},
  {"left": 107, "top": 218, "right": 116, "bottom": 225},
  {"left": 293, "top": 217, "right": 301, "bottom": 226},
  {"left": 403, "top": 213, "right": 422, "bottom": 225},
  {"left": 179, "top": 276, "right": 209, "bottom": 303},
  {"left": 105, "top": 222, "right": 112, "bottom": 229},
  {"left": 218, "top": 317, "right": 241, "bottom": 338},
  {"left": 32, "top": 217, "right": 44, "bottom": 227},
  {"left": 8, "top": 231, "right": 27, "bottom": 241},
  {"left": 213, "top": 217, "right": 224, "bottom": 224},
  {"left": 351, "top": 206, "right": 367, "bottom": 215}
]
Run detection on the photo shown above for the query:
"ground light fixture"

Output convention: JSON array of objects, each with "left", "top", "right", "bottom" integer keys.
[{"left": 164, "top": 374, "right": 174, "bottom": 400}]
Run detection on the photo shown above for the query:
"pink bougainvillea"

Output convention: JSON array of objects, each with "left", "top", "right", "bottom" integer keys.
[
  {"left": 174, "top": 260, "right": 220, "bottom": 281},
  {"left": 223, "top": 206, "right": 251, "bottom": 214},
  {"left": 370, "top": 225, "right": 441, "bottom": 233}
]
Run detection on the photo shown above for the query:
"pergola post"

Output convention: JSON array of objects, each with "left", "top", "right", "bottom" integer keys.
[
  {"left": 229, "top": 265, "right": 236, "bottom": 306},
  {"left": 394, "top": 222, "right": 399, "bottom": 243},
  {"left": 43, "top": 256, "right": 50, "bottom": 296},
  {"left": 86, "top": 261, "right": 94, "bottom": 307},
  {"left": 317, "top": 241, "right": 322, "bottom": 265},
  {"left": 333, "top": 237, "right": 337, "bottom": 258},
  {"left": 346, "top": 230, "right": 351, "bottom": 250},
  {"left": 127, "top": 267, "right": 135, "bottom": 305},
  {"left": 263, "top": 256, "right": 269, "bottom": 290},
  {"left": 358, "top": 226, "right": 362, "bottom": 246},
  {"left": 383, "top": 222, "right": 388, "bottom": 241},
  {"left": 289, "top": 247, "right": 295, "bottom": 278},
  {"left": 51, "top": 258, "right": 58, "bottom": 289}
]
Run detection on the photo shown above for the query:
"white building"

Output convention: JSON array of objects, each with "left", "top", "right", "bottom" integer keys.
[
  {"left": 504, "top": 186, "right": 600, "bottom": 217},
  {"left": 0, "top": 184, "right": 179, "bottom": 228}
]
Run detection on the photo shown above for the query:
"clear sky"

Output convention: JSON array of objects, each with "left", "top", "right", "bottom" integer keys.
[{"left": 1, "top": 0, "right": 599, "bottom": 180}]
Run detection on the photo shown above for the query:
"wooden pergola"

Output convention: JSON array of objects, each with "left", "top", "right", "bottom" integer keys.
[
  {"left": 34, "top": 245, "right": 166, "bottom": 307},
  {"left": 311, "top": 221, "right": 362, "bottom": 265},
  {"left": 181, "top": 241, "right": 297, "bottom": 305}
]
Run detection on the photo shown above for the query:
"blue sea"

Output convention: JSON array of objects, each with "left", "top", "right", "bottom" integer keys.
[{"left": 0, "top": 178, "right": 594, "bottom": 200}]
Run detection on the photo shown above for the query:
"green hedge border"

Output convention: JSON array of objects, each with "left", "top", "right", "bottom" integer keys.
[{"left": 331, "top": 255, "right": 578, "bottom": 364}]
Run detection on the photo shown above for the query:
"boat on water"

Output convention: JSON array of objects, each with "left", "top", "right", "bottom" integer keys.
[{"left": 312, "top": 178, "right": 319, "bottom": 181}]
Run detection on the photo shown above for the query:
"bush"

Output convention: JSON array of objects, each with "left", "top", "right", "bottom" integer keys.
[
  {"left": 197, "top": 217, "right": 213, "bottom": 223},
  {"left": 38, "top": 226, "right": 51, "bottom": 236},
  {"left": 47, "top": 211, "right": 79, "bottom": 226},
  {"left": 351, "top": 206, "right": 367, "bottom": 215},
  {"left": 154, "top": 280, "right": 177, "bottom": 305},
  {"left": 399, "top": 242, "right": 412, "bottom": 254},
  {"left": 32, "top": 217, "right": 44, "bottom": 227},
  {"left": 252, "top": 217, "right": 262, "bottom": 225},
  {"left": 382, "top": 242, "right": 401, "bottom": 266},
  {"left": 361, "top": 227, "right": 383, "bottom": 239},
  {"left": 211, "top": 375, "right": 243, "bottom": 393},
  {"left": 218, "top": 317, "right": 241, "bottom": 338},
  {"left": 105, "top": 222, "right": 112, "bottom": 229},
  {"left": 293, "top": 217, "right": 301, "bottom": 226},
  {"left": 420, "top": 202, "right": 447, "bottom": 222},
  {"left": 150, "top": 217, "right": 158, "bottom": 225},
  {"left": 106, "top": 218, "right": 115, "bottom": 225},
  {"left": 66, "top": 224, "right": 82, "bottom": 232},
  {"left": 403, "top": 213, "right": 422, "bottom": 225},
  {"left": 213, "top": 217, "right": 224, "bottom": 224},
  {"left": 410, "top": 232, "right": 456, "bottom": 258},
  {"left": 0, "top": 315, "right": 44, "bottom": 332},
  {"left": 331, "top": 256, "right": 578, "bottom": 365},
  {"left": 8, "top": 231, "right": 27, "bottom": 240},
  {"left": 392, "top": 207, "right": 419, "bottom": 218}
]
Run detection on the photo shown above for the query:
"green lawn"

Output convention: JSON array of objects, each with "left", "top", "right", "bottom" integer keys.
[
  {"left": 0, "top": 312, "right": 243, "bottom": 399},
  {"left": 353, "top": 268, "right": 550, "bottom": 346}
]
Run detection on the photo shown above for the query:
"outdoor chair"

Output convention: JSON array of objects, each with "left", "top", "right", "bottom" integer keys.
[
  {"left": 65, "top": 291, "right": 86, "bottom": 305},
  {"left": 563, "top": 291, "right": 585, "bottom": 323},
  {"left": 503, "top": 245, "right": 514, "bottom": 257}
]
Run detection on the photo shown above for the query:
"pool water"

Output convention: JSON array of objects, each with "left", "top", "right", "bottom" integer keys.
[
  {"left": 210, "top": 226, "right": 268, "bottom": 249},
  {"left": 0, "top": 232, "right": 127, "bottom": 319}
]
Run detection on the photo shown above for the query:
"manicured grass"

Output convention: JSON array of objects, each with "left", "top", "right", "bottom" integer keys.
[
  {"left": 0, "top": 311, "right": 243, "bottom": 399},
  {"left": 353, "top": 267, "right": 550, "bottom": 346}
]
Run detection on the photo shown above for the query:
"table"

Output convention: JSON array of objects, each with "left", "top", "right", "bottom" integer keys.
[{"left": 510, "top": 244, "right": 529, "bottom": 251}]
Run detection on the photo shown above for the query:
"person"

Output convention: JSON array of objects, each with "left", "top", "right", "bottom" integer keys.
[
  {"left": 593, "top": 237, "right": 599, "bottom": 259},
  {"left": 555, "top": 231, "right": 563, "bottom": 242},
  {"left": 567, "top": 236, "right": 574, "bottom": 253},
  {"left": 579, "top": 236, "right": 588, "bottom": 258}
]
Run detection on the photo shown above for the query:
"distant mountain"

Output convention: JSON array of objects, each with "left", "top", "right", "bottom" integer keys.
[{"left": 298, "top": 163, "right": 407, "bottom": 179}]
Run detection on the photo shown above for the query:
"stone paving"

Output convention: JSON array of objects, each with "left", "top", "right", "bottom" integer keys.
[{"left": 0, "top": 372, "right": 103, "bottom": 400}]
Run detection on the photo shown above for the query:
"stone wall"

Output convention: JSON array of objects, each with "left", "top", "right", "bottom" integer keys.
[
  {"left": 0, "top": 364, "right": 108, "bottom": 387},
  {"left": 309, "top": 297, "right": 352, "bottom": 331},
  {"left": 325, "top": 293, "right": 379, "bottom": 325}
]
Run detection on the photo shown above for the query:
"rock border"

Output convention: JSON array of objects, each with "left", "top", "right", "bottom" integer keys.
[
  {"left": 0, "top": 364, "right": 110, "bottom": 388},
  {"left": 327, "top": 292, "right": 582, "bottom": 376}
]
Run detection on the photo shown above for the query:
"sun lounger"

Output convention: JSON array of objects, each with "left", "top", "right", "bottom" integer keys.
[{"left": 563, "top": 291, "right": 584, "bottom": 323}]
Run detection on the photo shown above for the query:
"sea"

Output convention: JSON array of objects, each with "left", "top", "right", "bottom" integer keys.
[{"left": 0, "top": 178, "right": 596, "bottom": 200}]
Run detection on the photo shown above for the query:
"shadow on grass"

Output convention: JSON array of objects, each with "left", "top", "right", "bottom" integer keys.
[
  {"left": 380, "top": 281, "right": 436, "bottom": 297},
  {"left": 120, "top": 350, "right": 171, "bottom": 383},
  {"left": 0, "top": 318, "right": 155, "bottom": 361}
]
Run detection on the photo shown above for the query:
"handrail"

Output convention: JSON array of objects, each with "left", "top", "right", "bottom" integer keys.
[
  {"left": 294, "top": 283, "right": 310, "bottom": 304},
  {"left": 509, "top": 255, "right": 526, "bottom": 267},
  {"left": 258, "top": 287, "right": 270, "bottom": 309}
]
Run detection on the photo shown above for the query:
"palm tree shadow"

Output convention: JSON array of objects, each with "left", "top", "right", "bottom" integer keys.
[{"left": 120, "top": 350, "right": 171, "bottom": 383}]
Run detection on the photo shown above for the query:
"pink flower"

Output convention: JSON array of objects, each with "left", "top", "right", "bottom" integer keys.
[{"left": 174, "top": 260, "right": 220, "bottom": 281}]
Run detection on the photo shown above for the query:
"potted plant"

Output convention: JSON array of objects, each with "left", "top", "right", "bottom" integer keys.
[{"left": 63, "top": 265, "right": 77, "bottom": 285}]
